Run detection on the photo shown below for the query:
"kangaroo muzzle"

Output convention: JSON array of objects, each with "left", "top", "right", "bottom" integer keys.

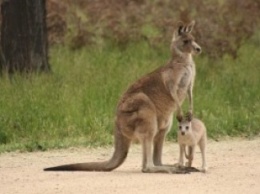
[{"left": 192, "top": 42, "right": 202, "bottom": 54}]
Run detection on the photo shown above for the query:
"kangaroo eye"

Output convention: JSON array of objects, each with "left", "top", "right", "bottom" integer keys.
[
  {"left": 183, "top": 40, "right": 190, "bottom": 44},
  {"left": 179, "top": 126, "right": 182, "bottom": 130},
  {"left": 185, "top": 126, "right": 189, "bottom": 130}
]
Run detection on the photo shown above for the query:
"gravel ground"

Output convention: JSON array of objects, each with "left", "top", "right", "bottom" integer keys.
[{"left": 0, "top": 138, "right": 260, "bottom": 194}]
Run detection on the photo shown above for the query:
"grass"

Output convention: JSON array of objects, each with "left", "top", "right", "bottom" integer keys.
[
  {"left": 193, "top": 43, "right": 260, "bottom": 139},
  {"left": 0, "top": 40, "right": 259, "bottom": 152}
]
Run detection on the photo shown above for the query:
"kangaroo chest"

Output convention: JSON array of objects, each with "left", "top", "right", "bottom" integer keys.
[
  {"left": 177, "top": 65, "right": 194, "bottom": 101},
  {"left": 179, "top": 65, "right": 194, "bottom": 88}
]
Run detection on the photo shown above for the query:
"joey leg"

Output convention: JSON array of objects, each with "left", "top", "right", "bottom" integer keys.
[
  {"left": 185, "top": 146, "right": 195, "bottom": 167},
  {"left": 199, "top": 138, "right": 207, "bottom": 172},
  {"left": 178, "top": 145, "right": 185, "bottom": 167}
]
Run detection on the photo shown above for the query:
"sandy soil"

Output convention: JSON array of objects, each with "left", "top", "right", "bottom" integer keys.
[{"left": 0, "top": 138, "right": 260, "bottom": 194}]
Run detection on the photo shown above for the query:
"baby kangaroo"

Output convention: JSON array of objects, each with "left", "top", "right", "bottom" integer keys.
[{"left": 177, "top": 117, "right": 207, "bottom": 172}]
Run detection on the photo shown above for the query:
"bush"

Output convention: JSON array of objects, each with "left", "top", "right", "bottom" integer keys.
[{"left": 46, "top": 0, "right": 260, "bottom": 58}]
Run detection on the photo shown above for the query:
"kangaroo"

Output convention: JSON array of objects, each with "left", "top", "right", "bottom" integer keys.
[
  {"left": 177, "top": 117, "right": 207, "bottom": 172},
  {"left": 44, "top": 20, "right": 202, "bottom": 173}
]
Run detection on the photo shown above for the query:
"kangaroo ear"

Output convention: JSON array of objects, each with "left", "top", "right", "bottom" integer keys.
[
  {"left": 177, "top": 21, "right": 185, "bottom": 36},
  {"left": 186, "top": 20, "right": 195, "bottom": 33},
  {"left": 172, "top": 21, "right": 184, "bottom": 42}
]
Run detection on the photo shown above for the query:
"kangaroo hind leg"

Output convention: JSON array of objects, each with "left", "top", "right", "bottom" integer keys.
[
  {"left": 153, "top": 129, "right": 168, "bottom": 166},
  {"left": 153, "top": 117, "right": 173, "bottom": 166},
  {"left": 137, "top": 121, "right": 187, "bottom": 174}
]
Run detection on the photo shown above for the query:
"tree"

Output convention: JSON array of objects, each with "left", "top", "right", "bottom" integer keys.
[{"left": 0, "top": 0, "right": 50, "bottom": 74}]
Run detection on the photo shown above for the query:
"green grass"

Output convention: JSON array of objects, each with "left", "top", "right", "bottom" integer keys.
[
  {"left": 0, "top": 41, "right": 259, "bottom": 152},
  {"left": 192, "top": 43, "right": 260, "bottom": 139}
]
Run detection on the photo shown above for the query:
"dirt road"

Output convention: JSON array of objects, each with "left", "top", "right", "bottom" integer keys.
[{"left": 0, "top": 138, "right": 259, "bottom": 194}]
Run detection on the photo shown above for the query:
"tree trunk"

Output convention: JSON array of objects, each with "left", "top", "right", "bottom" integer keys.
[{"left": 0, "top": 0, "right": 50, "bottom": 74}]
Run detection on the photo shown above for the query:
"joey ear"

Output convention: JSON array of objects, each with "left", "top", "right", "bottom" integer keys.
[
  {"left": 186, "top": 112, "right": 193, "bottom": 122},
  {"left": 187, "top": 115, "right": 192, "bottom": 122},
  {"left": 176, "top": 115, "right": 183, "bottom": 122}
]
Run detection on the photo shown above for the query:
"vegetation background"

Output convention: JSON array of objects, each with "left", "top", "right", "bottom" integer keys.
[{"left": 0, "top": 0, "right": 259, "bottom": 152}]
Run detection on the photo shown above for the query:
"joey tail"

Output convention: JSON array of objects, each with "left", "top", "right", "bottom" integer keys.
[{"left": 44, "top": 130, "right": 131, "bottom": 171}]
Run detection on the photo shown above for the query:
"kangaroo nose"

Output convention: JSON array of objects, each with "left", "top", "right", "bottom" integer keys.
[
  {"left": 181, "top": 132, "right": 185, "bottom": 136},
  {"left": 196, "top": 47, "right": 201, "bottom": 53}
]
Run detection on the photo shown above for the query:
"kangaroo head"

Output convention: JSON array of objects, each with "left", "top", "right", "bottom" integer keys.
[{"left": 171, "top": 21, "right": 201, "bottom": 57}]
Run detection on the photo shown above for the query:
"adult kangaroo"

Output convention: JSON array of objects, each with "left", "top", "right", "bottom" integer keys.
[{"left": 44, "top": 20, "right": 201, "bottom": 173}]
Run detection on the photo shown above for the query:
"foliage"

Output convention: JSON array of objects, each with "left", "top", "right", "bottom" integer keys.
[
  {"left": 0, "top": 39, "right": 259, "bottom": 152},
  {"left": 46, "top": 0, "right": 260, "bottom": 58}
]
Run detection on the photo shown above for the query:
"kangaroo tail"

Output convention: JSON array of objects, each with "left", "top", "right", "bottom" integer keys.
[{"left": 44, "top": 129, "right": 131, "bottom": 171}]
